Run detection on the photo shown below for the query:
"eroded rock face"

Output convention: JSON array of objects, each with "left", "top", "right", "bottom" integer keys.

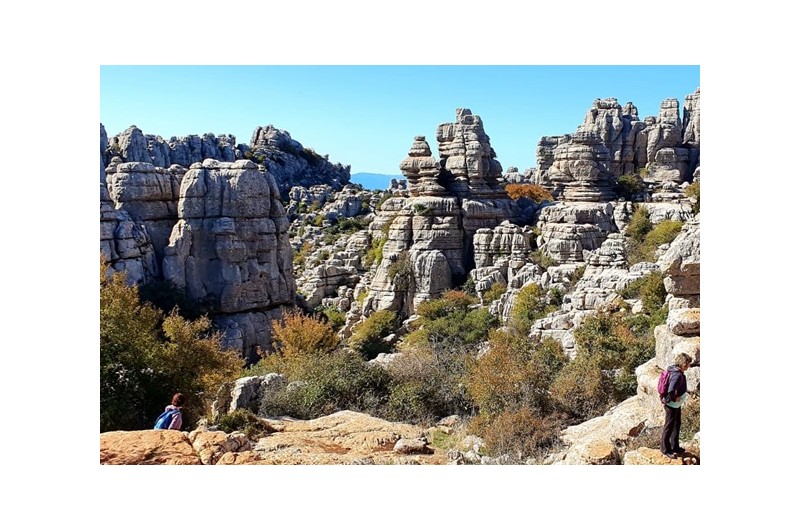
[
  {"left": 106, "top": 125, "right": 240, "bottom": 169},
  {"left": 436, "top": 108, "right": 505, "bottom": 198},
  {"left": 534, "top": 89, "right": 700, "bottom": 196},
  {"left": 162, "top": 159, "right": 295, "bottom": 360},
  {"left": 100, "top": 125, "right": 159, "bottom": 284},
  {"left": 548, "top": 213, "right": 700, "bottom": 464},
  {"left": 658, "top": 216, "right": 700, "bottom": 309},
  {"left": 536, "top": 202, "right": 617, "bottom": 264},
  {"left": 578, "top": 98, "right": 645, "bottom": 177},
  {"left": 250, "top": 125, "right": 351, "bottom": 193},
  {"left": 548, "top": 131, "right": 617, "bottom": 202},
  {"left": 400, "top": 136, "right": 444, "bottom": 196},
  {"left": 104, "top": 160, "right": 183, "bottom": 263}
]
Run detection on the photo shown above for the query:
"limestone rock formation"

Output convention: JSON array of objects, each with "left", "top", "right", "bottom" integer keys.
[
  {"left": 399, "top": 136, "right": 444, "bottom": 196},
  {"left": 251, "top": 411, "right": 444, "bottom": 465},
  {"left": 533, "top": 90, "right": 701, "bottom": 196},
  {"left": 547, "top": 131, "right": 618, "bottom": 202},
  {"left": 533, "top": 134, "right": 571, "bottom": 188},
  {"left": 100, "top": 411, "right": 449, "bottom": 465},
  {"left": 105, "top": 125, "right": 240, "bottom": 169},
  {"left": 161, "top": 159, "right": 296, "bottom": 360},
  {"left": 188, "top": 430, "right": 252, "bottom": 465},
  {"left": 358, "top": 109, "right": 524, "bottom": 316},
  {"left": 100, "top": 125, "right": 159, "bottom": 284},
  {"left": 658, "top": 215, "right": 700, "bottom": 309},
  {"left": 535, "top": 202, "right": 617, "bottom": 263},
  {"left": 250, "top": 125, "right": 351, "bottom": 193},
  {"left": 577, "top": 98, "right": 645, "bottom": 177},
  {"left": 436, "top": 109, "right": 505, "bottom": 198},
  {"left": 104, "top": 160, "right": 183, "bottom": 263}
]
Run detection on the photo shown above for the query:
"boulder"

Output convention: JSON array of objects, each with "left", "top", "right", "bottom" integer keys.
[{"left": 100, "top": 430, "right": 201, "bottom": 465}]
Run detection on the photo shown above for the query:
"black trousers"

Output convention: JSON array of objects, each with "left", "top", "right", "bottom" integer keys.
[{"left": 661, "top": 405, "right": 682, "bottom": 454}]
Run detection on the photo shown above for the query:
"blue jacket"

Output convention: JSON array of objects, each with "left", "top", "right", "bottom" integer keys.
[{"left": 664, "top": 365, "right": 687, "bottom": 406}]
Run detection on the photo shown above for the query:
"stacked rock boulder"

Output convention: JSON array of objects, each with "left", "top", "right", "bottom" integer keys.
[{"left": 359, "top": 109, "right": 521, "bottom": 317}]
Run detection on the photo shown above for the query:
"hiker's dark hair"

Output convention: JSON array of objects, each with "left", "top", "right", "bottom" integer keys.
[{"left": 172, "top": 393, "right": 186, "bottom": 407}]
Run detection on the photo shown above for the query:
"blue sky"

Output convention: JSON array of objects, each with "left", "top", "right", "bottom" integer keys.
[{"left": 101, "top": 65, "right": 699, "bottom": 175}]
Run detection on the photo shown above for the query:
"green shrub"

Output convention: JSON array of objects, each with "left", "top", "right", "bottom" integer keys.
[
  {"left": 482, "top": 282, "right": 507, "bottom": 304},
  {"left": 567, "top": 265, "right": 586, "bottom": 291},
  {"left": 320, "top": 306, "right": 347, "bottom": 330},
  {"left": 626, "top": 209, "right": 683, "bottom": 264},
  {"left": 387, "top": 251, "right": 413, "bottom": 291},
  {"left": 216, "top": 409, "right": 274, "bottom": 441},
  {"left": 293, "top": 241, "right": 314, "bottom": 267},
  {"left": 549, "top": 354, "right": 614, "bottom": 421},
  {"left": 467, "top": 407, "right": 563, "bottom": 462},
  {"left": 349, "top": 310, "right": 398, "bottom": 359},
  {"left": 412, "top": 203, "right": 431, "bottom": 215},
  {"left": 618, "top": 271, "right": 667, "bottom": 315},
  {"left": 508, "top": 283, "right": 559, "bottom": 335},
  {"left": 382, "top": 380, "right": 436, "bottom": 424},
  {"left": 571, "top": 302, "right": 659, "bottom": 401},
  {"left": 626, "top": 206, "right": 652, "bottom": 243},
  {"left": 256, "top": 311, "right": 339, "bottom": 380},
  {"left": 530, "top": 248, "right": 557, "bottom": 269},
  {"left": 383, "top": 342, "right": 475, "bottom": 422},
  {"left": 364, "top": 217, "right": 395, "bottom": 267},
  {"left": 259, "top": 349, "right": 390, "bottom": 419},
  {"left": 617, "top": 173, "right": 645, "bottom": 200},
  {"left": 681, "top": 395, "right": 700, "bottom": 441},
  {"left": 409, "top": 291, "right": 496, "bottom": 346},
  {"left": 464, "top": 332, "right": 567, "bottom": 417}
]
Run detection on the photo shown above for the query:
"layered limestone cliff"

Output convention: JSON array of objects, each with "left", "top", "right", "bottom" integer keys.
[
  {"left": 104, "top": 124, "right": 351, "bottom": 195},
  {"left": 534, "top": 89, "right": 701, "bottom": 193},
  {"left": 101, "top": 123, "right": 343, "bottom": 359}
]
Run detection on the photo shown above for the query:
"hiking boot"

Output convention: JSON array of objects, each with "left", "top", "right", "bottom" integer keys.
[
  {"left": 674, "top": 447, "right": 686, "bottom": 454},
  {"left": 661, "top": 452, "right": 677, "bottom": 459}
]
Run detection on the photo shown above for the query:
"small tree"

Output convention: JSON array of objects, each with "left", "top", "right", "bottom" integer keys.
[
  {"left": 349, "top": 310, "right": 398, "bottom": 359},
  {"left": 260, "top": 311, "right": 339, "bottom": 379}
]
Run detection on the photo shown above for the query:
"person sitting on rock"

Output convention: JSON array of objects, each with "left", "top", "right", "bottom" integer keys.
[
  {"left": 660, "top": 353, "right": 692, "bottom": 458},
  {"left": 154, "top": 393, "right": 185, "bottom": 430}
]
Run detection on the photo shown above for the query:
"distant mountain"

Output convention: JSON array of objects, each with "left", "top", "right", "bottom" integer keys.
[{"left": 350, "top": 173, "right": 404, "bottom": 191}]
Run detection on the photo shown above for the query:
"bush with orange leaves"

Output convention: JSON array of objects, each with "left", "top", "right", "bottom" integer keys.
[
  {"left": 464, "top": 331, "right": 567, "bottom": 417},
  {"left": 258, "top": 310, "right": 340, "bottom": 379},
  {"left": 505, "top": 183, "right": 554, "bottom": 204}
]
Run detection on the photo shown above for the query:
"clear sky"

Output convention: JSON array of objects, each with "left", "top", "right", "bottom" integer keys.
[{"left": 100, "top": 65, "right": 699, "bottom": 175}]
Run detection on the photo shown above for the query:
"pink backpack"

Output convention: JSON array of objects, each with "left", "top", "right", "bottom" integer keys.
[{"left": 657, "top": 369, "right": 671, "bottom": 400}]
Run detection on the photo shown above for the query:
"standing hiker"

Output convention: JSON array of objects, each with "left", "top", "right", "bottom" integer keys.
[
  {"left": 660, "top": 353, "right": 692, "bottom": 458},
  {"left": 154, "top": 393, "right": 185, "bottom": 430}
]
